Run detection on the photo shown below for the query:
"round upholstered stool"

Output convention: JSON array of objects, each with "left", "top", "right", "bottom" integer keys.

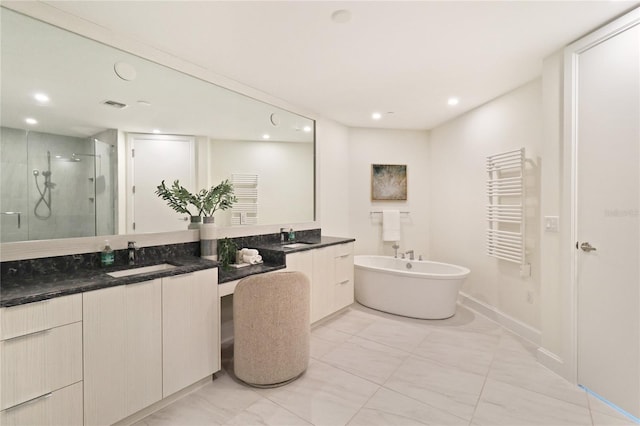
[{"left": 233, "top": 271, "right": 310, "bottom": 387}]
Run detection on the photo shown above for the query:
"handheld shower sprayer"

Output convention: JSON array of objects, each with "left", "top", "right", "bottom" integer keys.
[{"left": 34, "top": 152, "right": 53, "bottom": 219}]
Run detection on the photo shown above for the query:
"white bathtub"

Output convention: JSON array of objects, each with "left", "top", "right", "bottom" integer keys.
[{"left": 354, "top": 255, "right": 470, "bottom": 319}]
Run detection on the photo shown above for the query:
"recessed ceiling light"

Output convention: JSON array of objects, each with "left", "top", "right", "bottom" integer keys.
[
  {"left": 34, "top": 93, "right": 49, "bottom": 103},
  {"left": 152, "top": 129, "right": 161, "bottom": 134},
  {"left": 137, "top": 100, "right": 151, "bottom": 107},
  {"left": 25, "top": 117, "right": 38, "bottom": 125},
  {"left": 447, "top": 97, "right": 460, "bottom": 106},
  {"left": 372, "top": 112, "right": 382, "bottom": 120},
  {"left": 262, "top": 134, "right": 270, "bottom": 140},
  {"left": 303, "top": 126, "right": 312, "bottom": 133},
  {"left": 331, "top": 9, "right": 351, "bottom": 24}
]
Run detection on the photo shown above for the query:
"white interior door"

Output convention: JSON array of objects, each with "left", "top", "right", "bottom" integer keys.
[
  {"left": 576, "top": 23, "right": 639, "bottom": 418},
  {"left": 128, "top": 134, "right": 195, "bottom": 234}
]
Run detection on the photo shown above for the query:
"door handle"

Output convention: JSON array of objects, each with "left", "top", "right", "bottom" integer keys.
[{"left": 580, "top": 242, "right": 597, "bottom": 252}]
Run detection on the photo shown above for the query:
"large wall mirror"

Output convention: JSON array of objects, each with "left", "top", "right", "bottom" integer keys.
[{"left": 0, "top": 8, "right": 315, "bottom": 244}]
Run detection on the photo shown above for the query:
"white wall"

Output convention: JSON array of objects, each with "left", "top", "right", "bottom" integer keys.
[
  {"left": 348, "top": 128, "right": 430, "bottom": 257},
  {"left": 209, "top": 139, "right": 314, "bottom": 226},
  {"left": 538, "top": 51, "right": 567, "bottom": 374},
  {"left": 316, "top": 118, "right": 351, "bottom": 237},
  {"left": 429, "top": 80, "right": 542, "bottom": 332}
]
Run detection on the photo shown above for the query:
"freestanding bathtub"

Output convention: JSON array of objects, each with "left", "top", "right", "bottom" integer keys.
[{"left": 354, "top": 255, "right": 470, "bottom": 319}]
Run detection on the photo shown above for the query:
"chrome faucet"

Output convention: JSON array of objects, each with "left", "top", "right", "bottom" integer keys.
[
  {"left": 392, "top": 243, "right": 400, "bottom": 258},
  {"left": 405, "top": 250, "right": 415, "bottom": 260},
  {"left": 128, "top": 241, "right": 138, "bottom": 265}
]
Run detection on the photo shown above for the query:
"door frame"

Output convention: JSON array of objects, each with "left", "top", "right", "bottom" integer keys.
[
  {"left": 562, "top": 6, "right": 640, "bottom": 385},
  {"left": 125, "top": 133, "right": 196, "bottom": 234}
]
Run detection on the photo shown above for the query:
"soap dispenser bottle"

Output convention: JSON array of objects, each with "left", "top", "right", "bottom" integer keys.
[
  {"left": 101, "top": 240, "right": 114, "bottom": 267},
  {"left": 288, "top": 228, "right": 295, "bottom": 242}
]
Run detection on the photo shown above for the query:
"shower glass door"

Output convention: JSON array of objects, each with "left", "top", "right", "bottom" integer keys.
[{"left": 0, "top": 126, "right": 116, "bottom": 242}]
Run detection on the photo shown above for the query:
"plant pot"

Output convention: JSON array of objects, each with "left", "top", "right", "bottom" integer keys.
[
  {"left": 200, "top": 217, "right": 217, "bottom": 260},
  {"left": 188, "top": 216, "right": 202, "bottom": 230}
]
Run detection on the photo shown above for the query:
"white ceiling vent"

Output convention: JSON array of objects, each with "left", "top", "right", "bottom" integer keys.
[{"left": 102, "top": 100, "right": 128, "bottom": 109}]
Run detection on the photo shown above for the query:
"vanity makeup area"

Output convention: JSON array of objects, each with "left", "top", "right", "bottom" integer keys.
[{"left": 0, "top": 6, "right": 354, "bottom": 426}]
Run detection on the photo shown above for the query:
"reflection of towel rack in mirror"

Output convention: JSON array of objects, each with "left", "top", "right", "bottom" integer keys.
[{"left": 369, "top": 211, "right": 410, "bottom": 216}]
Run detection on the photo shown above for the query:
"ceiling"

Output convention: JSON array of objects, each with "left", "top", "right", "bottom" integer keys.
[{"left": 40, "top": 0, "right": 639, "bottom": 130}]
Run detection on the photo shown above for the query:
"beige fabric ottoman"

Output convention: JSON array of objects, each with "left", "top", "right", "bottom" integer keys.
[{"left": 233, "top": 271, "right": 310, "bottom": 387}]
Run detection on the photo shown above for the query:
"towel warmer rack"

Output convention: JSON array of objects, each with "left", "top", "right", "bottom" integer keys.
[
  {"left": 231, "top": 173, "right": 258, "bottom": 225},
  {"left": 486, "top": 148, "right": 525, "bottom": 265}
]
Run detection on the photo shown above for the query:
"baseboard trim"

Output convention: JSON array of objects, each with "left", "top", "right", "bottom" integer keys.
[
  {"left": 536, "top": 347, "right": 570, "bottom": 379},
  {"left": 458, "top": 292, "right": 541, "bottom": 346}
]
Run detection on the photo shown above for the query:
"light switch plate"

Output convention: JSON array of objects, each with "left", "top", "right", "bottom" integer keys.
[{"left": 544, "top": 216, "right": 559, "bottom": 232}]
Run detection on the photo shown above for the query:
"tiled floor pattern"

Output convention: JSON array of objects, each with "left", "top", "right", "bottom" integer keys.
[{"left": 136, "top": 304, "right": 636, "bottom": 426}]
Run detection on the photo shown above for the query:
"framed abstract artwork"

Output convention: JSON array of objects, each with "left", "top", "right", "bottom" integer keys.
[{"left": 371, "top": 164, "right": 407, "bottom": 201}]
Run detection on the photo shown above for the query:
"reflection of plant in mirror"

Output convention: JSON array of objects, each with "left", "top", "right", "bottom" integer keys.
[
  {"left": 200, "top": 179, "right": 237, "bottom": 218},
  {"left": 155, "top": 179, "right": 237, "bottom": 217},
  {"left": 218, "top": 238, "right": 238, "bottom": 270},
  {"left": 155, "top": 180, "right": 199, "bottom": 216}
]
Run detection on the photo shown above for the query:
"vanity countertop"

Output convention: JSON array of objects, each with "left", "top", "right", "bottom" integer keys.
[
  {"left": 217, "top": 236, "right": 354, "bottom": 284},
  {"left": 0, "top": 256, "right": 217, "bottom": 308},
  {"left": 0, "top": 236, "right": 355, "bottom": 308},
  {"left": 253, "top": 235, "right": 356, "bottom": 253}
]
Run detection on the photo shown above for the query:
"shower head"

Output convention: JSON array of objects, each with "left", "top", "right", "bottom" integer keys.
[{"left": 33, "top": 169, "right": 39, "bottom": 176}]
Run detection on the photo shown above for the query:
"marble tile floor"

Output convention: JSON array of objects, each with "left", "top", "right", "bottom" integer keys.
[{"left": 135, "top": 304, "right": 636, "bottom": 426}]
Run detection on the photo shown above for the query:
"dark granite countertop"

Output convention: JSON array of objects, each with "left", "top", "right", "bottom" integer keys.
[
  {"left": 253, "top": 235, "right": 356, "bottom": 254},
  {"left": 0, "top": 256, "right": 217, "bottom": 308},
  {"left": 217, "top": 236, "right": 353, "bottom": 284},
  {"left": 0, "top": 235, "right": 355, "bottom": 308},
  {"left": 218, "top": 263, "right": 286, "bottom": 284}
]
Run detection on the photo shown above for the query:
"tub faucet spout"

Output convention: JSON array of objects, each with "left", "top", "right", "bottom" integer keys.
[{"left": 405, "top": 250, "right": 415, "bottom": 260}]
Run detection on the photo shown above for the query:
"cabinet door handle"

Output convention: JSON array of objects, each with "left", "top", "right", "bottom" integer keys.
[
  {"left": 4, "top": 392, "right": 52, "bottom": 412},
  {"left": 338, "top": 279, "right": 350, "bottom": 285},
  {"left": 3, "top": 328, "right": 50, "bottom": 342}
]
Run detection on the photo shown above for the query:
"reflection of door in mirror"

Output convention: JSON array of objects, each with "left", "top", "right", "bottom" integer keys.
[
  {"left": 128, "top": 133, "right": 195, "bottom": 234},
  {"left": 0, "top": 126, "right": 117, "bottom": 243}
]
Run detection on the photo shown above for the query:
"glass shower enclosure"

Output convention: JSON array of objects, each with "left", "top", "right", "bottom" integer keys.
[{"left": 0, "top": 127, "right": 117, "bottom": 242}]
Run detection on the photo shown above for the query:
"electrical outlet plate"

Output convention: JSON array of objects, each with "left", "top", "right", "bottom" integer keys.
[{"left": 544, "top": 216, "right": 559, "bottom": 232}]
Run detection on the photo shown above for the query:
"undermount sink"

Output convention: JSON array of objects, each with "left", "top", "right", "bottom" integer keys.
[
  {"left": 282, "top": 242, "right": 314, "bottom": 249},
  {"left": 107, "top": 263, "right": 177, "bottom": 278}
]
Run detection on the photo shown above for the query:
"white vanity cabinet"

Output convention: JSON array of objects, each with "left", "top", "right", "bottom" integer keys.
[
  {"left": 82, "top": 267, "right": 219, "bottom": 425},
  {"left": 332, "top": 242, "right": 355, "bottom": 312},
  {"left": 286, "top": 242, "right": 354, "bottom": 324},
  {"left": 83, "top": 279, "right": 162, "bottom": 426},
  {"left": 0, "top": 294, "right": 83, "bottom": 426},
  {"left": 162, "top": 268, "right": 219, "bottom": 397}
]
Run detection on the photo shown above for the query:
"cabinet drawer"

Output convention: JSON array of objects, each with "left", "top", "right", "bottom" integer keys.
[
  {"left": 0, "top": 381, "right": 83, "bottom": 426},
  {"left": 0, "top": 321, "right": 82, "bottom": 410},
  {"left": 333, "top": 278, "right": 354, "bottom": 311},
  {"left": 334, "top": 242, "right": 353, "bottom": 259},
  {"left": 0, "top": 294, "right": 82, "bottom": 341},
  {"left": 335, "top": 254, "right": 353, "bottom": 284}
]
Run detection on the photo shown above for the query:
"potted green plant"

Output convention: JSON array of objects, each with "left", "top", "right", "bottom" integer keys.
[{"left": 218, "top": 238, "right": 238, "bottom": 270}]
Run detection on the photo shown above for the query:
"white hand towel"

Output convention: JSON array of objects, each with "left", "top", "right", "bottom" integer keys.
[
  {"left": 382, "top": 210, "right": 401, "bottom": 242},
  {"left": 243, "top": 254, "right": 263, "bottom": 264},
  {"left": 241, "top": 248, "right": 259, "bottom": 256}
]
